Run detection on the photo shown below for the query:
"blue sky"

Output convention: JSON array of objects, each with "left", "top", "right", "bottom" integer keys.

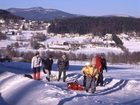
[{"left": 0, "top": 0, "right": 140, "bottom": 17}]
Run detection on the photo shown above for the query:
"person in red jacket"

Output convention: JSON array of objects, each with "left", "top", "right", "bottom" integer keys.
[
  {"left": 96, "top": 55, "right": 108, "bottom": 86},
  {"left": 95, "top": 55, "right": 102, "bottom": 72}
]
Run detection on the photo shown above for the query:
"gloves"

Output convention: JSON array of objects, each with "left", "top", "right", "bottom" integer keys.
[{"left": 87, "top": 74, "right": 93, "bottom": 78}]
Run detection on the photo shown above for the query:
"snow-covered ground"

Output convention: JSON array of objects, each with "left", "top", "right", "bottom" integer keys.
[
  {"left": 0, "top": 62, "right": 140, "bottom": 105},
  {"left": 0, "top": 40, "right": 15, "bottom": 48},
  {"left": 122, "top": 38, "right": 140, "bottom": 53},
  {"left": 117, "top": 33, "right": 140, "bottom": 53},
  {"left": 74, "top": 47, "right": 123, "bottom": 55}
]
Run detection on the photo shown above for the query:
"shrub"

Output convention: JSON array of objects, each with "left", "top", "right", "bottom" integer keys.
[
  {"left": 21, "top": 51, "right": 34, "bottom": 62},
  {"left": 0, "top": 32, "right": 7, "bottom": 40},
  {"left": 11, "top": 42, "right": 19, "bottom": 48},
  {"left": 30, "top": 38, "right": 40, "bottom": 49},
  {"left": 76, "top": 53, "right": 87, "bottom": 61},
  {"left": 32, "top": 33, "right": 47, "bottom": 42}
]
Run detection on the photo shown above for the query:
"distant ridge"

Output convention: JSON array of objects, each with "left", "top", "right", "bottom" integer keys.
[
  {"left": 7, "top": 7, "right": 79, "bottom": 21},
  {"left": 0, "top": 9, "right": 23, "bottom": 20}
]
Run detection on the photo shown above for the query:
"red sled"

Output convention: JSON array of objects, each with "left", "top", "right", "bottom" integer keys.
[{"left": 67, "top": 81, "right": 84, "bottom": 91}]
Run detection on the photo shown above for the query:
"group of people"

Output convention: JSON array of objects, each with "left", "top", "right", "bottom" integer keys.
[
  {"left": 31, "top": 52, "right": 107, "bottom": 93},
  {"left": 31, "top": 52, "right": 69, "bottom": 82},
  {"left": 81, "top": 55, "right": 107, "bottom": 93}
]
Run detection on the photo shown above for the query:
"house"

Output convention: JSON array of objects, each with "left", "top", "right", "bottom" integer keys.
[
  {"left": 105, "top": 34, "right": 112, "bottom": 40},
  {"left": 48, "top": 44, "right": 70, "bottom": 51}
]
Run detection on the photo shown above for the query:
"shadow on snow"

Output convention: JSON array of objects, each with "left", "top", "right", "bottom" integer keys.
[
  {"left": 57, "top": 78, "right": 128, "bottom": 105},
  {"left": 0, "top": 93, "right": 11, "bottom": 105}
]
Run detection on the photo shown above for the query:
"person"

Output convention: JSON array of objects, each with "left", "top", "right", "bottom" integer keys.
[
  {"left": 97, "top": 56, "right": 107, "bottom": 86},
  {"left": 101, "top": 56, "right": 107, "bottom": 72},
  {"left": 42, "top": 55, "right": 53, "bottom": 81},
  {"left": 81, "top": 62, "right": 90, "bottom": 87},
  {"left": 82, "top": 58, "right": 99, "bottom": 93},
  {"left": 95, "top": 55, "right": 102, "bottom": 72},
  {"left": 57, "top": 54, "right": 69, "bottom": 82},
  {"left": 31, "top": 52, "right": 42, "bottom": 80}
]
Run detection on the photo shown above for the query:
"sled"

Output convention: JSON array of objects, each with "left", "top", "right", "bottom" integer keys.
[{"left": 67, "top": 81, "right": 84, "bottom": 91}]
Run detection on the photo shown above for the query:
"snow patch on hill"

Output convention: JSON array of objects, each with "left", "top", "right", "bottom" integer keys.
[{"left": 1, "top": 31, "right": 140, "bottom": 56}]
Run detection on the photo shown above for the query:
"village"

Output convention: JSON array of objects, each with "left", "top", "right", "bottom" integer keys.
[
  {"left": 0, "top": 18, "right": 121, "bottom": 53},
  {"left": 1, "top": 17, "right": 140, "bottom": 63}
]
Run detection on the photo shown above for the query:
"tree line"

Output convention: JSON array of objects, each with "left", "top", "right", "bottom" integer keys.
[
  {"left": 48, "top": 16, "right": 140, "bottom": 37},
  {"left": 1, "top": 47, "right": 140, "bottom": 64}
]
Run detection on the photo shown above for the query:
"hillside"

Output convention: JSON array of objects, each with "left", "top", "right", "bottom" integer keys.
[
  {"left": 0, "top": 9, "right": 23, "bottom": 20},
  {"left": 48, "top": 16, "right": 140, "bottom": 36},
  {"left": 7, "top": 7, "right": 78, "bottom": 21}
]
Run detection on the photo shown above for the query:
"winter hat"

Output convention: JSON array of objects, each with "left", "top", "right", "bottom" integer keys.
[
  {"left": 35, "top": 51, "right": 39, "bottom": 56},
  {"left": 85, "top": 62, "right": 90, "bottom": 66}
]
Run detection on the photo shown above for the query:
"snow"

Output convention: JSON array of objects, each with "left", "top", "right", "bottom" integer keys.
[
  {"left": 0, "top": 40, "right": 14, "bottom": 48},
  {"left": 74, "top": 47, "right": 123, "bottom": 55},
  {"left": 0, "top": 62, "right": 140, "bottom": 105},
  {"left": 1, "top": 31, "right": 140, "bottom": 56},
  {"left": 122, "top": 38, "right": 140, "bottom": 52},
  {"left": 45, "top": 37, "right": 86, "bottom": 44},
  {"left": 44, "top": 37, "right": 123, "bottom": 55}
]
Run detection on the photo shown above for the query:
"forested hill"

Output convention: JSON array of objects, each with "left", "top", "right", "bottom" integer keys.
[
  {"left": 0, "top": 9, "right": 24, "bottom": 20},
  {"left": 48, "top": 16, "right": 140, "bottom": 36}
]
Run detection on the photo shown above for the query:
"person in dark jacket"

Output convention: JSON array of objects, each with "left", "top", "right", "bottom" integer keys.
[
  {"left": 57, "top": 54, "right": 69, "bottom": 82},
  {"left": 97, "top": 56, "right": 107, "bottom": 86},
  {"left": 42, "top": 55, "right": 53, "bottom": 81}
]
